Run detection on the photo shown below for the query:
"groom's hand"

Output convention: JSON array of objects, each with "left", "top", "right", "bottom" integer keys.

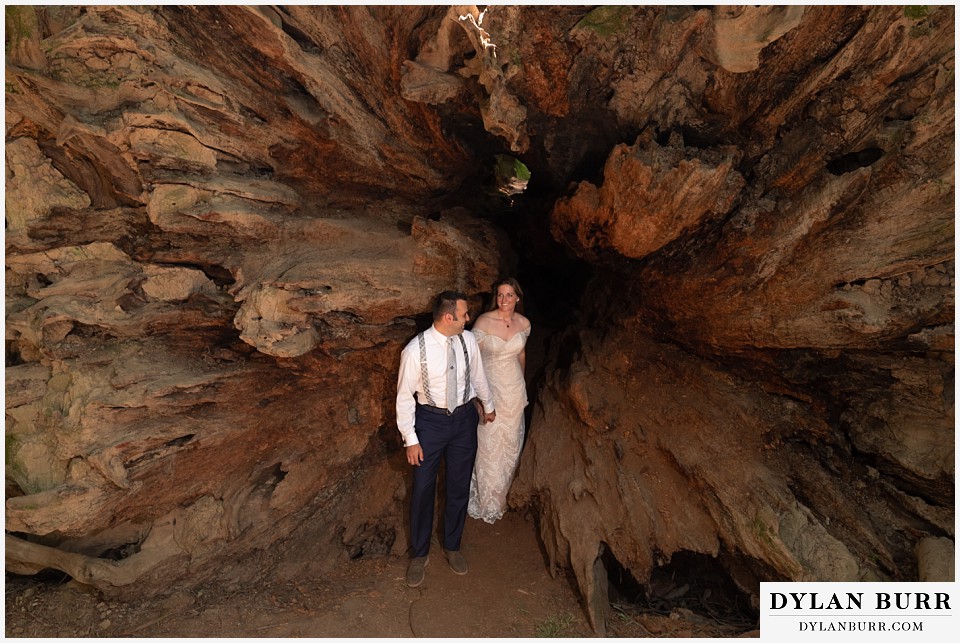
[
  {"left": 406, "top": 444, "right": 423, "bottom": 466},
  {"left": 483, "top": 410, "right": 496, "bottom": 424}
]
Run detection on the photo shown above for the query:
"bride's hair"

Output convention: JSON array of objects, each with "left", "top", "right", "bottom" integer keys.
[{"left": 487, "top": 278, "right": 524, "bottom": 314}]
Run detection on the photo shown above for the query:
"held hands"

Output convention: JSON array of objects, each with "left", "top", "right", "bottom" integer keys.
[
  {"left": 406, "top": 405, "right": 495, "bottom": 466},
  {"left": 406, "top": 444, "right": 424, "bottom": 466},
  {"left": 473, "top": 399, "right": 496, "bottom": 425}
]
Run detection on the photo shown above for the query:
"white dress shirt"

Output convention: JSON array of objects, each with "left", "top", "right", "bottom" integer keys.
[{"left": 396, "top": 325, "right": 495, "bottom": 447}]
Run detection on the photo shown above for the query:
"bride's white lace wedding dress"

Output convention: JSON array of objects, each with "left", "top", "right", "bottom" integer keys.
[{"left": 468, "top": 327, "right": 530, "bottom": 524}]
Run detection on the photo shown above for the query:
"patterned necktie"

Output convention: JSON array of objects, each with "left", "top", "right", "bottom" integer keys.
[{"left": 446, "top": 336, "right": 458, "bottom": 411}]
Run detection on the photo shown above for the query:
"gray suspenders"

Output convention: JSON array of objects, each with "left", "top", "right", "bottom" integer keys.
[{"left": 417, "top": 332, "right": 471, "bottom": 409}]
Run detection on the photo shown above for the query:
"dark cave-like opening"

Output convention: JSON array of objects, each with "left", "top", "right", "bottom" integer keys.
[
  {"left": 440, "top": 139, "right": 596, "bottom": 436},
  {"left": 6, "top": 338, "right": 26, "bottom": 367},
  {"left": 5, "top": 568, "right": 72, "bottom": 591},
  {"left": 468, "top": 187, "right": 594, "bottom": 434},
  {"left": 603, "top": 547, "right": 758, "bottom": 630},
  {"left": 826, "top": 147, "right": 884, "bottom": 175},
  {"left": 447, "top": 154, "right": 769, "bottom": 631}
]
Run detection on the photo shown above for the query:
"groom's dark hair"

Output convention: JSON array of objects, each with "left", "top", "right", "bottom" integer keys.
[{"left": 433, "top": 290, "right": 467, "bottom": 321}]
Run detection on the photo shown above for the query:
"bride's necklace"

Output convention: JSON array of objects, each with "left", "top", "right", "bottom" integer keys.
[{"left": 499, "top": 313, "right": 514, "bottom": 328}]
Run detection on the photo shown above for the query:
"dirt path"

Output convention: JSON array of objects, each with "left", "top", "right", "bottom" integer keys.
[
  {"left": 5, "top": 509, "right": 757, "bottom": 638},
  {"left": 6, "top": 512, "right": 592, "bottom": 638}
]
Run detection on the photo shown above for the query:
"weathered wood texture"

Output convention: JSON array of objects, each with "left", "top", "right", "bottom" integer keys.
[
  {"left": 6, "top": 5, "right": 504, "bottom": 597},
  {"left": 525, "top": 4, "right": 954, "bottom": 632},
  {"left": 5, "top": 5, "right": 953, "bottom": 630}
]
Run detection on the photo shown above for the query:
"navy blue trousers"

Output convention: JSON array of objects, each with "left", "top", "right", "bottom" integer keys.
[{"left": 409, "top": 402, "right": 479, "bottom": 558}]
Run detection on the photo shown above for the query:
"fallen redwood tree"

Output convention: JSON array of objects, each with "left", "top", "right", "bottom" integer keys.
[{"left": 5, "top": 6, "right": 953, "bottom": 633}]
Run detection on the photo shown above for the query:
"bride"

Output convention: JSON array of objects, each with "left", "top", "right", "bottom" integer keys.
[{"left": 468, "top": 278, "right": 531, "bottom": 524}]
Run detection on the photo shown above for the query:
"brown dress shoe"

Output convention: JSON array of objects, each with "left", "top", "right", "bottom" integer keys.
[
  {"left": 406, "top": 555, "right": 429, "bottom": 587},
  {"left": 443, "top": 549, "right": 468, "bottom": 575}
]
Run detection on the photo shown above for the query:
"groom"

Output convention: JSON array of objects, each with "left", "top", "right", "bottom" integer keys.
[{"left": 396, "top": 291, "right": 496, "bottom": 587}]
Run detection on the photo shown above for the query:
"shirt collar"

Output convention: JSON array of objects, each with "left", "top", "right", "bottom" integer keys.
[{"left": 427, "top": 324, "right": 451, "bottom": 344}]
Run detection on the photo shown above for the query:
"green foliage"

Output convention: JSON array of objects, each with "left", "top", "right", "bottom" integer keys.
[
  {"left": 513, "top": 157, "right": 531, "bottom": 181},
  {"left": 491, "top": 154, "right": 531, "bottom": 199},
  {"left": 575, "top": 6, "right": 631, "bottom": 37},
  {"left": 903, "top": 5, "right": 929, "bottom": 20},
  {"left": 535, "top": 611, "right": 578, "bottom": 637}
]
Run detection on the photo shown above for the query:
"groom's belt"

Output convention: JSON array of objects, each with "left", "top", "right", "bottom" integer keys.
[{"left": 417, "top": 399, "right": 476, "bottom": 416}]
